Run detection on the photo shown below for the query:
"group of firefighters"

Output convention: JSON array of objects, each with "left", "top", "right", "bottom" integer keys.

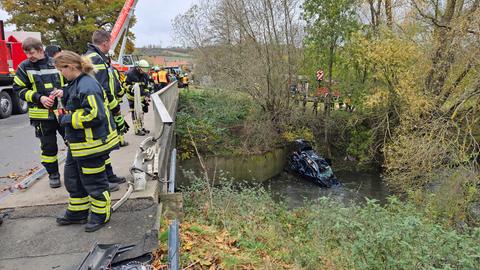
[
  {"left": 291, "top": 76, "right": 354, "bottom": 115},
  {"left": 11, "top": 29, "right": 188, "bottom": 232}
]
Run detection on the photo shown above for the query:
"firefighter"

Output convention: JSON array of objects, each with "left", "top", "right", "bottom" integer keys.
[
  {"left": 108, "top": 56, "right": 130, "bottom": 147},
  {"left": 151, "top": 66, "right": 160, "bottom": 92},
  {"left": 182, "top": 73, "right": 190, "bottom": 89},
  {"left": 85, "top": 30, "right": 126, "bottom": 186},
  {"left": 13, "top": 37, "right": 66, "bottom": 189},
  {"left": 45, "top": 44, "right": 62, "bottom": 58},
  {"left": 124, "top": 59, "right": 152, "bottom": 136},
  {"left": 53, "top": 51, "right": 117, "bottom": 232},
  {"left": 157, "top": 67, "right": 169, "bottom": 89}
]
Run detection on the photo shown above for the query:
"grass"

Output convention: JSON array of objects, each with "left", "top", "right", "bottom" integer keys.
[{"left": 153, "top": 177, "right": 480, "bottom": 269}]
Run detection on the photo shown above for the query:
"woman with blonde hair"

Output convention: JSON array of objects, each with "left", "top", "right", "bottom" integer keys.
[{"left": 53, "top": 50, "right": 119, "bottom": 232}]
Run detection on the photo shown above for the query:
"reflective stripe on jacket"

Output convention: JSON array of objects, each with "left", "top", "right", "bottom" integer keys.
[
  {"left": 60, "top": 73, "right": 118, "bottom": 159},
  {"left": 13, "top": 57, "right": 65, "bottom": 121},
  {"left": 124, "top": 68, "right": 151, "bottom": 101}
]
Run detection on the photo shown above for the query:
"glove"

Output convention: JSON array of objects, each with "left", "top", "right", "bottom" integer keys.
[{"left": 114, "top": 115, "right": 129, "bottom": 134}]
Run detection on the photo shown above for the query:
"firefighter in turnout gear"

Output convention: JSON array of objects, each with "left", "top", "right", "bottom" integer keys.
[
  {"left": 13, "top": 37, "right": 66, "bottom": 189},
  {"left": 110, "top": 63, "right": 129, "bottom": 146},
  {"left": 54, "top": 51, "right": 118, "bottom": 232},
  {"left": 124, "top": 59, "right": 152, "bottom": 136},
  {"left": 85, "top": 30, "right": 126, "bottom": 187},
  {"left": 157, "top": 67, "right": 169, "bottom": 89}
]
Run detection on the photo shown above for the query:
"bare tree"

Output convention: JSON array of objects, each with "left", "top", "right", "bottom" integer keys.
[{"left": 174, "top": 0, "right": 303, "bottom": 129}]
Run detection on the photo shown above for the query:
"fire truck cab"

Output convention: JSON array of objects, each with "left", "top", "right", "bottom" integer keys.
[{"left": 0, "top": 20, "right": 40, "bottom": 119}]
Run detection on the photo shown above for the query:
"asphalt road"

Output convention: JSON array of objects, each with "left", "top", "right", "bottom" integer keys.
[{"left": 0, "top": 113, "right": 66, "bottom": 186}]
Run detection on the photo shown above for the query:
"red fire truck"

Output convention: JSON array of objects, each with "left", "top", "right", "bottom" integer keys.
[{"left": 0, "top": 20, "right": 32, "bottom": 119}]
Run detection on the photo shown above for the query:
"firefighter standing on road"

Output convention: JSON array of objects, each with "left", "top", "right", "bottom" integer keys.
[
  {"left": 157, "top": 67, "right": 169, "bottom": 89},
  {"left": 53, "top": 51, "right": 117, "bottom": 232},
  {"left": 13, "top": 37, "right": 66, "bottom": 189},
  {"left": 85, "top": 30, "right": 126, "bottom": 188},
  {"left": 124, "top": 59, "right": 152, "bottom": 136}
]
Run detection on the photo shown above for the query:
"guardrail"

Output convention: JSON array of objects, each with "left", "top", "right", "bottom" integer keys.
[{"left": 114, "top": 82, "right": 179, "bottom": 211}]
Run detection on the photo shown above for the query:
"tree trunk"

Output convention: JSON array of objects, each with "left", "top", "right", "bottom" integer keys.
[
  {"left": 324, "top": 41, "right": 335, "bottom": 157},
  {"left": 385, "top": 0, "right": 393, "bottom": 27}
]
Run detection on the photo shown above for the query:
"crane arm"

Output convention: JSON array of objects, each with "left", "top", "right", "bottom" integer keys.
[{"left": 110, "top": 0, "right": 139, "bottom": 53}]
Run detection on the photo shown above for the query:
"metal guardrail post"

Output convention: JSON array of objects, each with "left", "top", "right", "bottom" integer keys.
[
  {"left": 168, "top": 219, "right": 180, "bottom": 270},
  {"left": 168, "top": 148, "right": 177, "bottom": 193}
]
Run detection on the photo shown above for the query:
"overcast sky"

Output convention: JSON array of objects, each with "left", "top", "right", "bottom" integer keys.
[{"left": 0, "top": 0, "right": 197, "bottom": 47}]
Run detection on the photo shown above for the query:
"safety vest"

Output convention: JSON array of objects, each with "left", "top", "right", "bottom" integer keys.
[
  {"left": 158, "top": 70, "right": 168, "bottom": 83},
  {"left": 13, "top": 57, "right": 65, "bottom": 121},
  {"left": 151, "top": 72, "right": 159, "bottom": 84}
]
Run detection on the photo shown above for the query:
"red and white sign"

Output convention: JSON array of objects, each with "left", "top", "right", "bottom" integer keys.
[{"left": 316, "top": 69, "right": 324, "bottom": 81}]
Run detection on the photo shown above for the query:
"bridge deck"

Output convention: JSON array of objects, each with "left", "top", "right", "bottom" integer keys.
[{"left": 0, "top": 103, "right": 161, "bottom": 270}]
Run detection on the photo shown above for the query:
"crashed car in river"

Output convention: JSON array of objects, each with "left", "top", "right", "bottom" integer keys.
[{"left": 287, "top": 139, "right": 340, "bottom": 188}]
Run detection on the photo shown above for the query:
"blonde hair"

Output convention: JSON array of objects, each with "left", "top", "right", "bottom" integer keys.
[{"left": 54, "top": 50, "right": 94, "bottom": 74}]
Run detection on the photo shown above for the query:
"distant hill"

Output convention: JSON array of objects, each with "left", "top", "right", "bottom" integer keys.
[{"left": 135, "top": 47, "right": 193, "bottom": 58}]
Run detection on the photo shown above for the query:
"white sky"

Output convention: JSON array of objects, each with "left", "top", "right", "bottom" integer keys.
[{"left": 0, "top": 0, "right": 198, "bottom": 47}]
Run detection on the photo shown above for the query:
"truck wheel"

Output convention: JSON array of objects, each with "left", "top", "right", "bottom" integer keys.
[
  {"left": 12, "top": 94, "right": 28, "bottom": 114},
  {"left": 0, "top": 91, "right": 13, "bottom": 119}
]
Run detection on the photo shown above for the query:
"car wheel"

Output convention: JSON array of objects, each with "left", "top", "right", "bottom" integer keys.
[{"left": 0, "top": 91, "right": 12, "bottom": 119}]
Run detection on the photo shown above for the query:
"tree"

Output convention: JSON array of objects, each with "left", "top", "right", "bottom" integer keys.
[
  {"left": 174, "top": 0, "right": 303, "bottom": 128},
  {"left": 0, "top": 0, "right": 136, "bottom": 53},
  {"left": 303, "top": 0, "right": 358, "bottom": 156}
]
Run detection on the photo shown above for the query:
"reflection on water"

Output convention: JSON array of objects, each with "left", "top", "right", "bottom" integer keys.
[{"left": 263, "top": 171, "right": 391, "bottom": 208}]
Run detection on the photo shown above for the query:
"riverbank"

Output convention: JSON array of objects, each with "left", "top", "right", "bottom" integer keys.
[{"left": 153, "top": 180, "right": 480, "bottom": 269}]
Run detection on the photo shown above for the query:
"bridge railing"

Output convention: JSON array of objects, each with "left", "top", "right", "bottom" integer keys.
[{"left": 130, "top": 82, "right": 179, "bottom": 193}]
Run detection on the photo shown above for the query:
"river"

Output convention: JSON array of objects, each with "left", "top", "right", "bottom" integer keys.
[{"left": 263, "top": 171, "right": 390, "bottom": 208}]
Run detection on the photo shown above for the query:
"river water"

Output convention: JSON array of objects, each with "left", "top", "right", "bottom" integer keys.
[{"left": 263, "top": 171, "right": 391, "bottom": 208}]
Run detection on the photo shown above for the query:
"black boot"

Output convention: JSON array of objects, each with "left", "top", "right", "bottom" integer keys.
[
  {"left": 142, "top": 128, "right": 150, "bottom": 134},
  {"left": 108, "top": 182, "right": 120, "bottom": 192},
  {"left": 135, "top": 129, "right": 146, "bottom": 136},
  {"left": 108, "top": 175, "right": 126, "bottom": 184},
  {"left": 49, "top": 172, "right": 61, "bottom": 188},
  {"left": 56, "top": 211, "right": 88, "bottom": 225},
  {"left": 85, "top": 219, "right": 109, "bottom": 232}
]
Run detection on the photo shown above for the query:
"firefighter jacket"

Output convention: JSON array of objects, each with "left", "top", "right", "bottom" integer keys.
[
  {"left": 182, "top": 76, "right": 189, "bottom": 84},
  {"left": 85, "top": 44, "right": 120, "bottom": 114},
  {"left": 13, "top": 57, "right": 66, "bottom": 121},
  {"left": 158, "top": 70, "right": 169, "bottom": 83},
  {"left": 111, "top": 66, "right": 125, "bottom": 101},
  {"left": 60, "top": 73, "right": 119, "bottom": 159},
  {"left": 124, "top": 68, "right": 151, "bottom": 102}
]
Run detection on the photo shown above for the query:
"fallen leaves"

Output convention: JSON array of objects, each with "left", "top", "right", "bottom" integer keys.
[
  {"left": 0, "top": 167, "right": 38, "bottom": 192},
  {"left": 152, "top": 221, "right": 257, "bottom": 270}
]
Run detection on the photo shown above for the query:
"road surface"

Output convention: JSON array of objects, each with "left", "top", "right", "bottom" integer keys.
[{"left": 0, "top": 114, "right": 66, "bottom": 188}]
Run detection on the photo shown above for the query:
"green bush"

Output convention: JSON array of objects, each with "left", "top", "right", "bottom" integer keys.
[
  {"left": 182, "top": 177, "right": 480, "bottom": 269},
  {"left": 175, "top": 88, "right": 255, "bottom": 159}
]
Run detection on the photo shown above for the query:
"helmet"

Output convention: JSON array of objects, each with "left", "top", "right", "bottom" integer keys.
[
  {"left": 154, "top": 66, "right": 160, "bottom": 71},
  {"left": 184, "top": 73, "right": 188, "bottom": 76},
  {"left": 136, "top": 59, "right": 150, "bottom": 69}
]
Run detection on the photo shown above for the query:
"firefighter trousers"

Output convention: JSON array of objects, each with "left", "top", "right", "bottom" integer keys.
[
  {"left": 63, "top": 150, "right": 111, "bottom": 224},
  {"left": 32, "top": 120, "right": 65, "bottom": 175}
]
